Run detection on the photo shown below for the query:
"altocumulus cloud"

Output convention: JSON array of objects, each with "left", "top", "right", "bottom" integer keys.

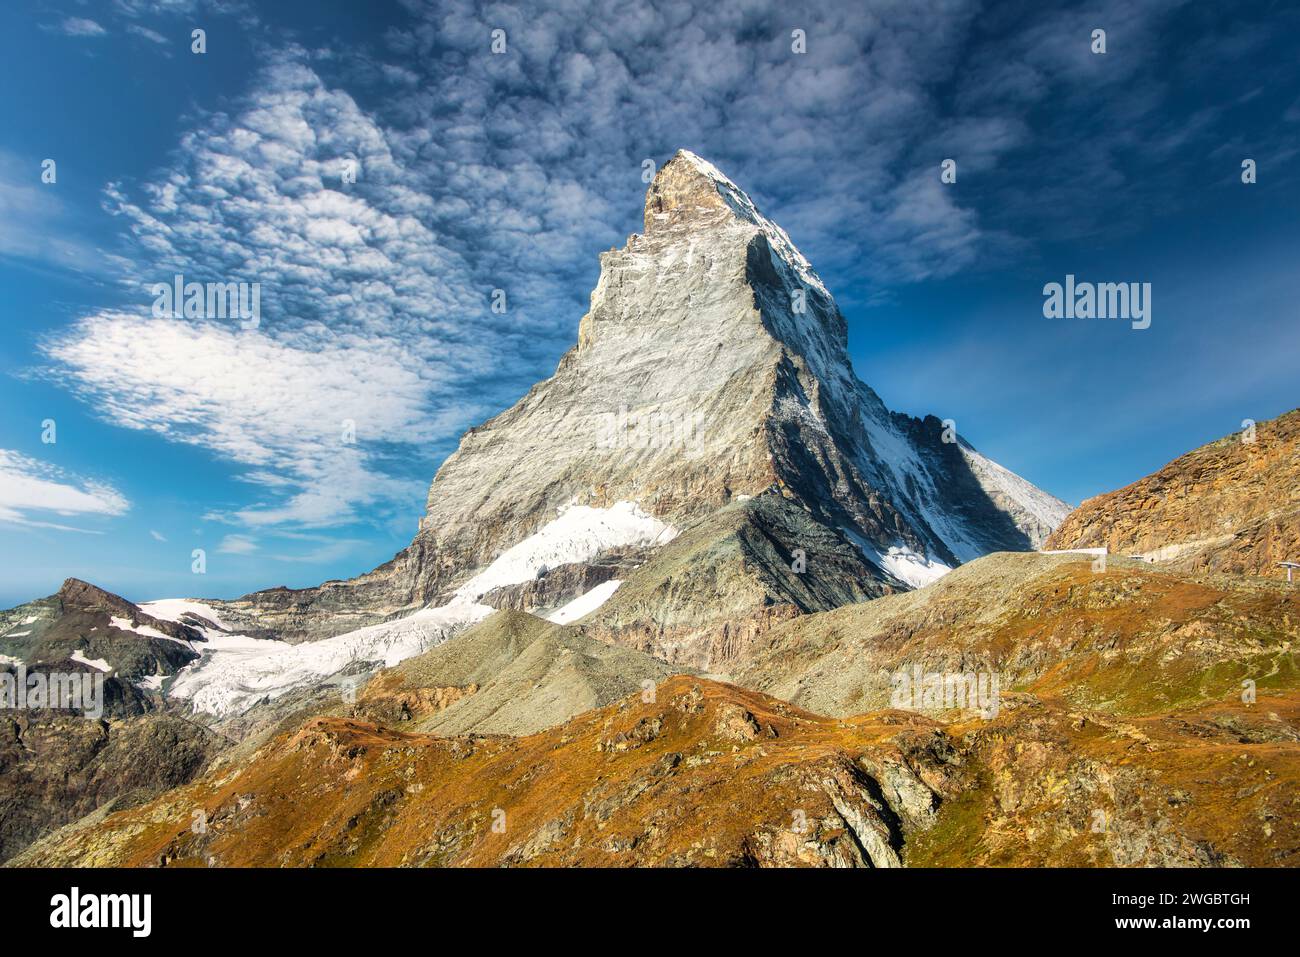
[
  {"left": 0, "top": 450, "right": 129, "bottom": 533},
  {"left": 42, "top": 55, "right": 505, "bottom": 530}
]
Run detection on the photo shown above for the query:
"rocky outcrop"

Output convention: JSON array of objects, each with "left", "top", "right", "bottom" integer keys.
[
  {"left": 1046, "top": 408, "right": 1300, "bottom": 578},
  {"left": 581, "top": 492, "right": 896, "bottom": 670},
  {"left": 0, "top": 580, "right": 227, "bottom": 862},
  {"left": 905, "top": 691, "right": 1300, "bottom": 867},
  {"left": 0, "top": 578, "right": 203, "bottom": 684},
  {"left": 0, "top": 710, "right": 220, "bottom": 863},
  {"left": 7, "top": 678, "right": 949, "bottom": 868}
]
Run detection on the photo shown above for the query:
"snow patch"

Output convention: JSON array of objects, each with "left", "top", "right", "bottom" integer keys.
[
  {"left": 546, "top": 580, "right": 623, "bottom": 624},
  {"left": 875, "top": 546, "right": 953, "bottom": 589},
  {"left": 109, "top": 615, "right": 193, "bottom": 647},
  {"left": 453, "top": 501, "right": 673, "bottom": 600},
  {"left": 70, "top": 650, "right": 112, "bottom": 673},
  {"left": 841, "top": 526, "right": 953, "bottom": 590},
  {"left": 139, "top": 599, "right": 231, "bottom": 635},
  {"left": 4, "top": 631, "right": 31, "bottom": 639}
]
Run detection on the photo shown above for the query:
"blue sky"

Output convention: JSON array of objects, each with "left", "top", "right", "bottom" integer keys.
[{"left": 1, "top": 0, "right": 1298, "bottom": 607}]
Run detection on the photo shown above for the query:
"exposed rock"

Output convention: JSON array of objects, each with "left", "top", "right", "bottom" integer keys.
[
  {"left": 580, "top": 493, "right": 895, "bottom": 670},
  {"left": 0, "top": 709, "right": 220, "bottom": 863},
  {"left": 1046, "top": 408, "right": 1300, "bottom": 578},
  {"left": 0, "top": 578, "right": 203, "bottom": 684},
  {"left": 7, "top": 678, "right": 953, "bottom": 868}
]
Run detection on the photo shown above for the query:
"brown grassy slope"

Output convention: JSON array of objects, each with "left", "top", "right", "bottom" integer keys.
[
  {"left": 1045, "top": 408, "right": 1300, "bottom": 577},
  {"left": 11, "top": 677, "right": 951, "bottom": 868},
  {"left": 11, "top": 671, "right": 1300, "bottom": 868},
  {"left": 904, "top": 688, "right": 1300, "bottom": 866},
  {"left": 732, "top": 551, "right": 1300, "bottom": 718},
  {"left": 13, "top": 547, "right": 1300, "bottom": 868}
]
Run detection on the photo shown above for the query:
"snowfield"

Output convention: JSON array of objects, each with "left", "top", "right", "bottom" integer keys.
[
  {"left": 164, "top": 603, "right": 483, "bottom": 717},
  {"left": 152, "top": 502, "right": 675, "bottom": 717},
  {"left": 138, "top": 599, "right": 232, "bottom": 633}
]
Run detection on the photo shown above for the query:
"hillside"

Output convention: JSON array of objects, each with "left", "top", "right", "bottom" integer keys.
[
  {"left": 13, "top": 673, "right": 1298, "bottom": 868},
  {"left": 1046, "top": 408, "right": 1300, "bottom": 577}
]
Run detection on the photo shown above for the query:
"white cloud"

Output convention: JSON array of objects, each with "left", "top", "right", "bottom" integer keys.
[
  {"left": 217, "top": 534, "right": 258, "bottom": 554},
  {"left": 126, "top": 24, "right": 169, "bottom": 44},
  {"left": 0, "top": 450, "right": 128, "bottom": 532},
  {"left": 45, "top": 311, "right": 445, "bottom": 527},
  {"left": 150, "top": 529, "right": 167, "bottom": 541},
  {"left": 60, "top": 18, "right": 108, "bottom": 37}
]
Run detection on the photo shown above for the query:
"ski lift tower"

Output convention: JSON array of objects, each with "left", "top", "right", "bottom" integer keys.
[{"left": 1280, "top": 561, "right": 1300, "bottom": 583}]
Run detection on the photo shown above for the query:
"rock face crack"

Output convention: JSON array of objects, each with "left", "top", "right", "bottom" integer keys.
[{"left": 820, "top": 763, "right": 905, "bottom": 869}]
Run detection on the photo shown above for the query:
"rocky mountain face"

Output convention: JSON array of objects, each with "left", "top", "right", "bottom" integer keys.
[
  {"left": 1046, "top": 408, "right": 1300, "bottom": 577},
  {"left": 580, "top": 494, "right": 895, "bottom": 670},
  {"left": 0, "top": 711, "right": 218, "bottom": 864},
  {"left": 0, "top": 578, "right": 204, "bottom": 688},
  {"left": 223, "top": 150, "right": 1067, "bottom": 642},
  {"left": 0, "top": 580, "right": 223, "bottom": 862}
]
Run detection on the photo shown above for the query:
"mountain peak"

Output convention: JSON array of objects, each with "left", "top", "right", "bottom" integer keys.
[
  {"left": 225, "top": 150, "right": 1069, "bottom": 642},
  {"left": 57, "top": 577, "right": 133, "bottom": 612},
  {"left": 643, "top": 149, "right": 742, "bottom": 232}
]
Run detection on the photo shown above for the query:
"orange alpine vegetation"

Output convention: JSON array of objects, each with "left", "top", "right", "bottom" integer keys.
[{"left": 13, "top": 669, "right": 1299, "bottom": 868}]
